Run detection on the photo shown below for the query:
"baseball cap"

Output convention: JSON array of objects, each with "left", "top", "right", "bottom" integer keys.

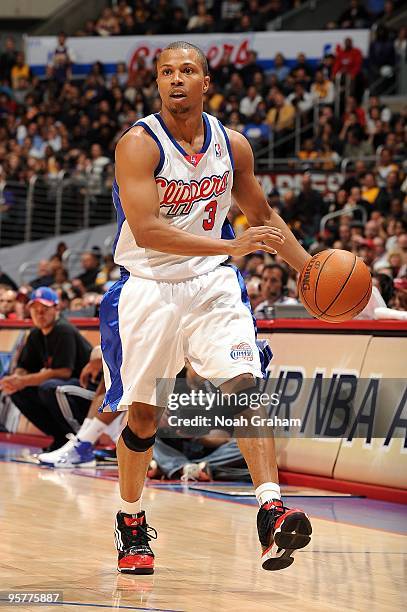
[{"left": 28, "top": 287, "right": 59, "bottom": 307}]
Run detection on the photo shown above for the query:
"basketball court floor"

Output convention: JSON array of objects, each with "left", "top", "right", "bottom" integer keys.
[{"left": 1, "top": 441, "right": 405, "bottom": 612}]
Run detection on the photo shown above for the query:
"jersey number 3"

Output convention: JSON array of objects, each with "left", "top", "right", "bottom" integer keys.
[{"left": 202, "top": 200, "right": 218, "bottom": 231}]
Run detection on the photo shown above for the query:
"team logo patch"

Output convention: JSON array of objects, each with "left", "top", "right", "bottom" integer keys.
[
  {"left": 230, "top": 342, "right": 253, "bottom": 361},
  {"left": 215, "top": 143, "right": 222, "bottom": 158}
]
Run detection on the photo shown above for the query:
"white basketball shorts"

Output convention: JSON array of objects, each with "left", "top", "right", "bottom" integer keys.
[{"left": 99, "top": 264, "right": 267, "bottom": 411}]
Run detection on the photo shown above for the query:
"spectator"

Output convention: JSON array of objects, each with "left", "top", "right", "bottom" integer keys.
[
  {"left": 95, "top": 7, "right": 121, "bottom": 36},
  {"left": 342, "top": 128, "right": 373, "bottom": 158},
  {"left": 361, "top": 172, "right": 380, "bottom": 205},
  {"left": 290, "top": 52, "right": 314, "bottom": 82},
  {"left": 29, "top": 260, "right": 55, "bottom": 289},
  {"left": 339, "top": 0, "right": 370, "bottom": 28},
  {"left": 239, "top": 50, "right": 264, "bottom": 88},
  {"left": 310, "top": 70, "right": 335, "bottom": 105},
  {"left": 221, "top": 0, "right": 245, "bottom": 31},
  {"left": 287, "top": 82, "right": 313, "bottom": 114},
  {"left": 268, "top": 53, "right": 290, "bottom": 83},
  {"left": 254, "top": 264, "right": 298, "bottom": 317},
  {"left": 0, "top": 36, "right": 17, "bottom": 82},
  {"left": 375, "top": 171, "right": 404, "bottom": 214},
  {"left": 265, "top": 92, "right": 295, "bottom": 133},
  {"left": 170, "top": 7, "right": 188, "bottom": 34},
  {"left": 211, "top": 50, "right": 235, "bottom": 87},
  {"left": 295, "top": 174, "right": 327, "bottom": 238},
  {"left": 0, "top": 289, "right": 17, "bottom": 319},
  {"left": 394, "top": 26, "right": 407, "bottom": 61},
  {"left": 74, "top": 251, "right": 100, "bottom": 290},
  {"left": 239, "top": 85, "right": 263, "bottom": 119},
  {"left": 0, "top": 267, "right": 17, "bottom": 290},
  {"left": 10, "top": 52, "right": 31, "bottom": 90},
  {"left": 376, "top": 148, "right": 399, "bottom": 184},
  {"left": 49, "top": 32, "right": 75, "bottom": 84},
  {"left": 0, "top": 287, "right": 92, "bottom": 451},
  {"left": 369, "top": 25, "right": 396, "bottom": 92},
  {"left": 246, "top": 277, "right": 263, "bottom": 310},
  {"left": 333, "top": 37, "right": 363, "bottom": 80},
  {"left": 187, "top": 2, "right": 208, "bottom": 32}
]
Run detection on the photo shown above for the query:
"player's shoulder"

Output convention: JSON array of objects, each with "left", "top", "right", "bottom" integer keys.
[{"left": 115, "top": 116, "right": 160, "bottom": 168}]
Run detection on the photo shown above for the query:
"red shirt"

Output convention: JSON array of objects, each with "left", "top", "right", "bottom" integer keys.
[{"left": 333, "top": 46, "right": 363, "bottom": 79}]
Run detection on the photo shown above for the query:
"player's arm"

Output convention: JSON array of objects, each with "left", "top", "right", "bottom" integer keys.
[
  {"left": 115, "top": 127, "right": 284, "bottom": 257},
  {"left": 228, "top": 129, "right": 311, "bottom": 273}
]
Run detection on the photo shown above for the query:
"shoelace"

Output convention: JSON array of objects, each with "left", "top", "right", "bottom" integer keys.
[{"left": 123, "top": 522, "right": 158, "bottom": 553}]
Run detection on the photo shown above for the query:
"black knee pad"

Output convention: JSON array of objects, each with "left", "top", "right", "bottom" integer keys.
[
  {"left": 121, "top": 424, "right": 156, "bottom": 452},
  {"left": 220, "top": 382, "right": 262, "bottom": 418}
]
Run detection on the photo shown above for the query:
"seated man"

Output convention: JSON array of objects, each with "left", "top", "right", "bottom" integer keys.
[{"left": 0, "top": 287, "right": 94, "bottom": 451}]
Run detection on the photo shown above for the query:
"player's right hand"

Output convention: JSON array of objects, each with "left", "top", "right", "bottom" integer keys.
[{"left": 228, "top": 226, "right": 285, "bottom": 256}]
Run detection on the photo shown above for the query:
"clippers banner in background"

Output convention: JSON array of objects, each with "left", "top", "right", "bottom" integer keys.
[{"left": 25, "top": 29, "right": 370, "bottom": 77}]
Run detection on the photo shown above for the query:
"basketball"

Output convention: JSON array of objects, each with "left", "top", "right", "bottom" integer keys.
[{"left": 298, "top": 249, "right": 372, "bottom": 323}]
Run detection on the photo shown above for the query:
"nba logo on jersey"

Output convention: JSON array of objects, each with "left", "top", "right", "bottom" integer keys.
[{"left": 215, "top": 143, "right": 222, "bottom": 158}]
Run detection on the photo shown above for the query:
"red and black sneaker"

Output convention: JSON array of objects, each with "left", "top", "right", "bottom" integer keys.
[
  {"left": 257, "top": 499, "right": 312, "bottom": 571},
  {"left": 115, "top": 511, "right": 157, "bottom": 574}
]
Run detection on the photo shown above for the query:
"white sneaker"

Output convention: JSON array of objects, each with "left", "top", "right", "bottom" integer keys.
[
  {"left": 38, "top": 436, "right": 96, "bottom": 468},
  {"left": 37, "top": 433, "right": 78, "bottom": 463}
]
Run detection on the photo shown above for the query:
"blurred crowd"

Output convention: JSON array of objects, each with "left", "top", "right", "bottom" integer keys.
[
  {"left": 0, "top": 0, "right": 406, "bottom": 312},
  {"left": 74, "top": 0, "right": 403, "bottom": 36},
  {"left": 73, "top": 0, "right": 300, "bottom": 36}
]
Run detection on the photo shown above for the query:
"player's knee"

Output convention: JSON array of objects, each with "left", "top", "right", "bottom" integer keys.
[
  {"left": 127, "top": 405, "right": 158, "bottom": 439},
  {"left": 221, "top": 373, "right": 256, "bottom": 395},
  {"left": 121, "top": 424, "right": 156, "bottom": 452}
]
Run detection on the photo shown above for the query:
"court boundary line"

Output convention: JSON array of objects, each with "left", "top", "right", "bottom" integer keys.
[{"left": 0, "top": 600, "right": 182, "bottom": 612}]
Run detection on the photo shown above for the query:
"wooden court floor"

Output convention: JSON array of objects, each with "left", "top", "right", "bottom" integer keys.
[{"left": 0, "top": 457, "right": 405, "bottom": 612}]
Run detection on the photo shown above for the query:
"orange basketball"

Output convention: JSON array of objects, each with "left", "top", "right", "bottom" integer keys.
[{"left": 298, "top": 249, "right": 372, "bottom": 323}]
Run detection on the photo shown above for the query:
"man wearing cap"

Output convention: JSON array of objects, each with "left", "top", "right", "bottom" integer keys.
[{"left": 0, "top": 287, "right": 93, "bottom": 451}]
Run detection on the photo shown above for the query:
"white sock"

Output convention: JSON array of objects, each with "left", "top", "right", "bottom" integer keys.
[
  {"left": 78, "top": 417, "right": 108, "bottom": 444},
  {"left": 121, "top": 498, "right": 142, "bottom": 515},
  {"left": 255, "top": 482, "right": 281, "bottom": 506}
]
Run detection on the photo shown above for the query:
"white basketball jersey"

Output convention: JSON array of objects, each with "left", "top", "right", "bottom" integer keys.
[{"left": 112, "top": 112, "right": 234, "bottom": 281}]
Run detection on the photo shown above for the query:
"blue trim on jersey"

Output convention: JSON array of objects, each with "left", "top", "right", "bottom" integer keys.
[
  {"left": 217, "top": 120, "right": 235, "bottom": 171},
  {"left": 112, "top": 180, "right": 125, "bottom": 256},
  {"left": 99, "top": 269, "right": 130, "bottom": 413},
  {"left": 222, "top": 263, "right": 272, "bottom": 378},
  {"left": 137, "top": 121, "right": 165, "bottom": 176},
  {"left": 154, "top": 112, "right": 212, "bottom": 159},
  {"left": 221, "top": 218, "right": 236, "bottom": 240}
]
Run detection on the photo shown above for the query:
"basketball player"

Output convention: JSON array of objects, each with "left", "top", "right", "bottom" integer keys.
[{"left": 100, "top": 42, "right": 312, "bottom": 574}]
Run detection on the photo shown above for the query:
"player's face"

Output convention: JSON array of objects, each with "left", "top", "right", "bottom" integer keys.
[{"left": 157, "top": 49, "right": 210, "bottom": 115}]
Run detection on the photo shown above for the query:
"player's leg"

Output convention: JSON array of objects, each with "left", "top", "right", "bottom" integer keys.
[
  {"left": 100, "top": 274, "right": 183, "bottom": 574},
  {"left": 185, "top": 265, "right": 312, "bottom": 570},
  {"left": 222, "top": 375, "right": 312, "bottom": 571},
  {"left": 115, "top": 402, "right": 163, "bottom": 575}
]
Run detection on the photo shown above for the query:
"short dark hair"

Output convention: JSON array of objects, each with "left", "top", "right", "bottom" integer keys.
[
  {"left": 262, "top": 263, "right": 288, "bottom": 287},
  {"left": 158, "top": 41, "right": 209, "bottom": 76}
]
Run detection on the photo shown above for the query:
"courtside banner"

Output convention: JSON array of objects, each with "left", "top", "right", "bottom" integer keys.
[{"left": 25, "top": 29, "right": 369, "bottom": 77}]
